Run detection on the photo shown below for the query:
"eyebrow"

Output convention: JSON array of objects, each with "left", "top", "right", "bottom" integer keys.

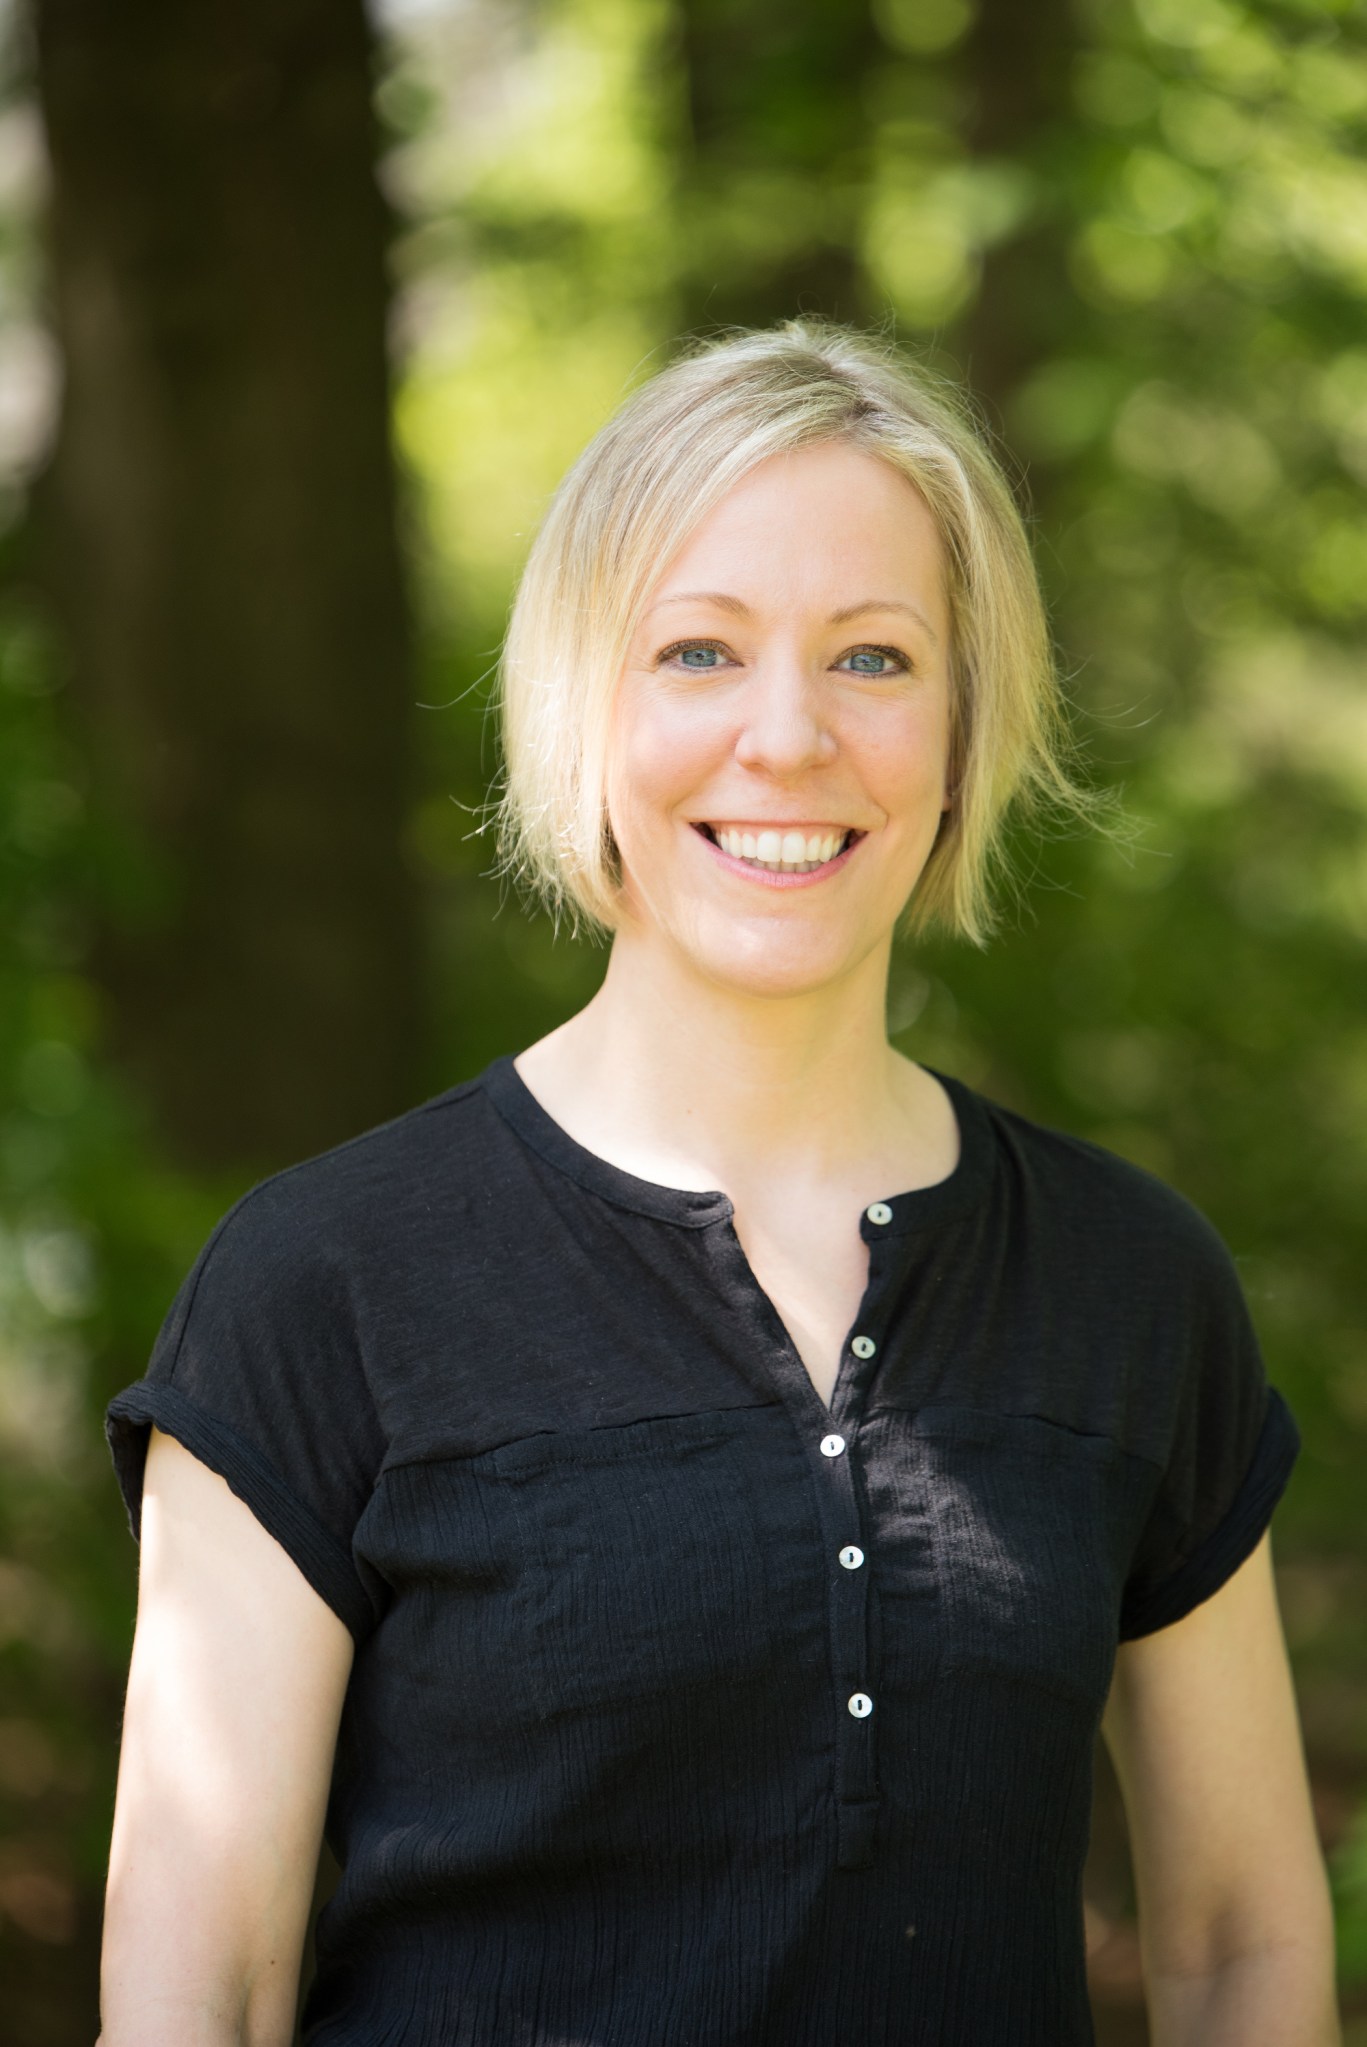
[{"left": 648, "top": 591, "right": 940, "bottom": 647}]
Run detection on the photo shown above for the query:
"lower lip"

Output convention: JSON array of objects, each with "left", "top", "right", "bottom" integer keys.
[{"left": 692, "top": 827, "right": 861, "bottom": 889}]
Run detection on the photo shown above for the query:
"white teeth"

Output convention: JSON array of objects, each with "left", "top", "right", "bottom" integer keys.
[{"left": 710, "top": 826, "right": 850, "bottom": 873}]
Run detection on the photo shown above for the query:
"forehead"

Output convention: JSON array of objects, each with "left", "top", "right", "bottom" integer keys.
[{"left": 646, "top": 441, "right": 947, "bottom": 628}]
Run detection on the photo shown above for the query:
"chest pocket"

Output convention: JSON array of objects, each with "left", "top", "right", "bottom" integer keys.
[
  {"left": 492, "top": 1411, "right": 787, "bottom": 1717},
  {"left": 910, "top": 1407, "right": 1149, "bottom": 1711}
]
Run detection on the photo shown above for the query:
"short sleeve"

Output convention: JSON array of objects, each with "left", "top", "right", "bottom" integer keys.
[
  {"left": 1118, "top": 1225, "right": 1301, "bottom": 1641},
  {"left": 106, "top": 1180, "right": 386, "bottom": 1642}
]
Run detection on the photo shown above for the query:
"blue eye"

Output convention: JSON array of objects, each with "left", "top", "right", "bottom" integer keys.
[
  {"left": 840, "top": 646, "right": 908, "bottom": 676},
  {"left": 659, "top": 640, "right": 729, "bottom": 671}
]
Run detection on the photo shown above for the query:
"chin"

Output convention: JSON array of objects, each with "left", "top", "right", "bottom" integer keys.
[{"left": 685, "top": 920, "right": 871, "bottom": 1002}]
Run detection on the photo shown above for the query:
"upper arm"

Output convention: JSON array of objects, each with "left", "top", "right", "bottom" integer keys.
[
  {"left": 101, "top": 1427, "right": 355, "bottom": 2047},
  {"left": 1102, "top": 1530, "right": 1334, "bottom": 1991}
]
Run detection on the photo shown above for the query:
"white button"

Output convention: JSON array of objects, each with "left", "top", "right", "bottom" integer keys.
[
  {"left": 839, "top": 1545, "right": 864, "bottom": 1570},
  {"left": 866, "top": 1202, "right": 893, "bottom": 1225},
  {"left": 819, "top": 1433, "right": 846, "bottom": 1458},
  {"left": 851, "top": 1335, "right": 876, "bottom": 1360},
  {"left": 848, "top": 1692, "right": 874, "bottom": 1718}
]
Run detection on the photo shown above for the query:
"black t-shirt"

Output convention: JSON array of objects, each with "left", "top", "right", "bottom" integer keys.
[{"left": 106, "top": 1055, "right": 1300, "bottom": 2047}]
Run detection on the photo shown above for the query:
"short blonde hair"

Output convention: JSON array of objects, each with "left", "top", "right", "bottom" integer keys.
[{"left": 497, "top": 319, "right": 1094, "bottom": 946}]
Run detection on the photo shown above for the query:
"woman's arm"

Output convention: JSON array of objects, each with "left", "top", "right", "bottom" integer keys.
[
  {"left": 99, "top": 1426, "right": 355, "bottom": 2047},
  {"left": 1102, "top": 1530, "right": 1339, "bottom": 2047}
]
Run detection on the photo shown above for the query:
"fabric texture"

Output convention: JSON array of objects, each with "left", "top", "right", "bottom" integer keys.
[{"left": 106, "top": 1056, "right": 1301, "bottom": 2047}]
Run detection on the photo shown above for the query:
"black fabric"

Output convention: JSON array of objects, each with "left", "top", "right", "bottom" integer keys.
[{"left": 106, "top": 1056, "right": 1301, "bottom": 2047}]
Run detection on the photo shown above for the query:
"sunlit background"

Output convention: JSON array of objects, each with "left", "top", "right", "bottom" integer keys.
[{"left": 1, "top": 0, "right": 1366, "bottom": 2039}]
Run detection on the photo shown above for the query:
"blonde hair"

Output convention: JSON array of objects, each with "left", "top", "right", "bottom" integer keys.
[{"left": 497, "top": 319, "right": 1096, "bottom": 946}]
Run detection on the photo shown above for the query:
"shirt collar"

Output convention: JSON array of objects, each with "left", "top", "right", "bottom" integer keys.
[{"left": 482, "top": 1054, "right": 995, "bottom": 1236}]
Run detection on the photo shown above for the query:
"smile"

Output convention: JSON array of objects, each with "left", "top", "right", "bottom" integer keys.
[{"left": 693, "top": 822, "right": 861, "bottom": 877}]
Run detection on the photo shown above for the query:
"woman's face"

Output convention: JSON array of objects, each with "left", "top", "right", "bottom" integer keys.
[{"left": 608, "top": 438, "right": 954, "bottom": 1000}]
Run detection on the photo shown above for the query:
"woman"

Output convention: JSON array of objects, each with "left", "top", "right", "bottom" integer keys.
[{"left": 101, "top": 322, "right": 1338, "bottom": 2046}]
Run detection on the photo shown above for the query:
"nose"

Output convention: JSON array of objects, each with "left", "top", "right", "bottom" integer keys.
[{"left": 733, "top": 654, "right": 838, "bottom": 778}]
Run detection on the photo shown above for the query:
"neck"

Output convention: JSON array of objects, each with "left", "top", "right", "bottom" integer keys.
[{"left": 526, "top": 923, "right": 909, "bottom": 1190}]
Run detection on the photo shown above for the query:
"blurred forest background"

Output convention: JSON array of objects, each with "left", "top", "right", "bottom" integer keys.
[{"left": 0, "top": 0, "right": 1364, "bottom": 2039}]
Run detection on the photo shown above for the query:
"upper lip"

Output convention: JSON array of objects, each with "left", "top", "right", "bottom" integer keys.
[{"left": 696, "top": 820, "right": 861, "bottom": 833}]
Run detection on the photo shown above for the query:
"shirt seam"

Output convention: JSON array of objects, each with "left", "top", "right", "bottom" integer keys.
[
  {"left": 862, "top": 1401, "right": 1169, "bottom": 1471},
  {"left": 374, "top": 1398, "right": 786, "bottom": 1478}
]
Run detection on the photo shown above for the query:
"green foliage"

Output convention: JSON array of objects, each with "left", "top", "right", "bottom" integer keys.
[
  {"left": 0, "top": 560, "right": 246, "bottom": 2016},
  {"left": 1338, "top": 1798, "right": 1367, "bottom": 1993}
]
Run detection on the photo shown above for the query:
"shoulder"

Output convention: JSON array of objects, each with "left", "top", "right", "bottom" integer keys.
[
  {"left": 152, "top": 1072, "right": 520, "bottom": 1372},
  {"left": 966, "top": 1081, "right": 1243, "bottom": 1290},
  {"left": 195, "top": 1071, "right": 504, "bottom": 1287},
  {"left": 946, "top": 1077, "right": 1259, "bottom": 1375},
  {"left": 946, "top": 1078, "right": 1276, "bottom": 1477}
]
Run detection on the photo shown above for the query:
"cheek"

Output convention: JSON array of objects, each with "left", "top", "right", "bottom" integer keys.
[
  {"left": 850, "top": 697, "right": 952, "bottom": 808},
  {"left": 608, "top": 689, "right": 724, "bottom": 839}
]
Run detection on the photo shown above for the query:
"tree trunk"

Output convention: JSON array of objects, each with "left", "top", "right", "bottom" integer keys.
[
  {"left": 33, "top": 0, "right": 421, "bottom": 1173},
  {"left": 673, "top": 0, "right": 883, "bottom": 334},
  {"left": 957, "top": 0, "right": 1079, "bottom": 429}
]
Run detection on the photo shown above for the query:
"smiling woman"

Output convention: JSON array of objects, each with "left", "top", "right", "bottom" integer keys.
[
  {"left": 602, "top": 440, "right": 956, "bottom": 1004},
  {"left": 498, "top": 323, "right": 1093, "bottom": 947},
  {"left": 99, "top": 323, "right": 1337, "bottom": 2047}
]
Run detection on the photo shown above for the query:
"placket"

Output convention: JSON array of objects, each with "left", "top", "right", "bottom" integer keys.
[
  {"left": 821, "top": 1203, "right": 897, "bottom": 1871},
  {"left": 716, "top": 1200, "right": 901, "bottom": 1873}
]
